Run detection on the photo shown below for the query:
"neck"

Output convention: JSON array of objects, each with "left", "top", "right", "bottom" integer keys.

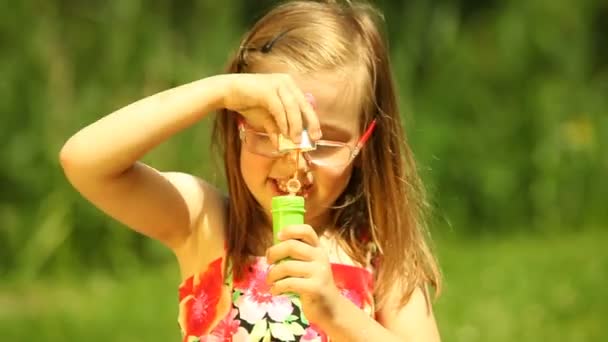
[{"left": 306, "top": 212, "right": 333, "bottom": 235}]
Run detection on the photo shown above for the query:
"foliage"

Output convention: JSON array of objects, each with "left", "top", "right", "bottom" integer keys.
[{"left": 1, "top": 0, "right": 606, "bottom": 310}]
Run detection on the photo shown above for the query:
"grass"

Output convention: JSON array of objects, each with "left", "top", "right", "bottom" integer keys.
[
  {"left": 434, "top": 229, "right": 606, "bottom": 341},
  {"left": 1, "top": 229, "right": 606, "bottom": 341}
]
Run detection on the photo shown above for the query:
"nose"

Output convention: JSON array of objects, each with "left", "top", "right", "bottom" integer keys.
[{"left": 274, "top": 150, "right": 310, "bottom": 177}]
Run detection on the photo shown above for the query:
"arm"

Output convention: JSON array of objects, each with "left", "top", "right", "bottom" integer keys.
[
  {"left": 60, "top": 72, "right": 319, "bottom": 253},
  {"left": 320, "top": 286, "right": 440, "bottom": 342},
  {"left": 60, "top": 75, "right": 230, "bottom": 250},
  {"left": 264, "top": 224, "right": 440, "bottom": 341}
]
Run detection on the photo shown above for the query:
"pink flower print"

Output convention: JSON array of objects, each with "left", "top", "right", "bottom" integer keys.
[
  {"left": 197, "top": 309, "right": 249, "bottom": 342},
  {"left": 233, "top": 257, "right": 294, "bottom": 324},
  {"left": 178, "top": 258, "right": 224, "bottom": 339},
  {"left": 237, "top": 292, "right": 294, "bottom": 323},
  {"left": 301, "top": 327, "right": 323, "bottom": 342},
  {"left": 208, "top": 309, "right": 240, "bottom": 340},
  {"left": 197, "top": 331, "right": 246, "bottom": 342}
]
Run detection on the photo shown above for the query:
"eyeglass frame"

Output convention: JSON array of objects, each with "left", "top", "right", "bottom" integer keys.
[{"left": 237, "top": 117, "right": 377, "bottom": 167}]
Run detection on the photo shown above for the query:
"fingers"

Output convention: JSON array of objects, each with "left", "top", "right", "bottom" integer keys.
[
  {"left": 266, "top": 239, "right": 317, "bottom": 264},
  {"left": 266, "top": 88, "right": 289, "bottom": 138},
  {"left": 270, "top": 277, "right": 321, "bottom": 297},
  {"left": 261, "top": 117, "right": 280, "bottom": 148},
  {"left": 231, "top": 73, "right": 321, "bottom": 142},
  {"left": 277, "top": 224, "right": 320, "bottom": 247},
  {"left": 266, "top": 259, "right": 312, "bottom": 284},
  {"left": 271, "top": 74, "right": 321, "bottom": 143},
  {"left": 278, "top": 83, "right": 303, "bottom": 143},
  {"left": 287, "top": 83, "right": 321, "bottom": 141}
]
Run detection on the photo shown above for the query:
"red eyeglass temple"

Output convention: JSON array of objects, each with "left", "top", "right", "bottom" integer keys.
[{"left": 356, "top": 119, "right": 377, "bottom": 148}]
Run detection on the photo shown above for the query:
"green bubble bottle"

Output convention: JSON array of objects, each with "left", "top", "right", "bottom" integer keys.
[
  {"left": 271, "top": 139, "right": 309, "bottom": 245},
  {"left": 272, "top": 193, "right": 305, "bottom": 244},
  {"left": 271, "top": 179, "right": 305, "bottom": 299}
]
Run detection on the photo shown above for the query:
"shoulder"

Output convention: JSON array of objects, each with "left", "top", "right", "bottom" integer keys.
[
  {"left": 376, "top": 284, "right": 441, "bottom": 341},
  {"left": 164, "top": 172, "right": 228, "bottom": 277},
  {"left": 161, "top": 172, "right": 228, "bottom": 236},
  {"left": 163, "top": 172, "right": 227, "bottom": 217}
]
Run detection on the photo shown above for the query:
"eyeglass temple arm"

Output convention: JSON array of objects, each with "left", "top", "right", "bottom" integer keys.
[
  {"left": 350, "top": 119, "right": 377, "bottom": 158},
  {"left": 356, "top": 119, "right": 377, "bottom": 148}
]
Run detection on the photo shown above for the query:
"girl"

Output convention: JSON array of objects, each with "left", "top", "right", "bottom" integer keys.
[{"left": 60, "top": 1, "right": 441, "bottom": 341}]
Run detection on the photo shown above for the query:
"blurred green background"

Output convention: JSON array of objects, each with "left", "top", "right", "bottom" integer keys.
[{"left": 1, "top": 0, "right": 606, "bottom": 341}]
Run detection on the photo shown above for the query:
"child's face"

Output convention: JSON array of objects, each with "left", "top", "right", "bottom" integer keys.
[{"left": 240, "top": 70, "right": 363, "bottom": 228}]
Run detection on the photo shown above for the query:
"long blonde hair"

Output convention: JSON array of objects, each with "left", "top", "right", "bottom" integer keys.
[{"left": 213, "top": 0, "right": 440, "bottom": 309}]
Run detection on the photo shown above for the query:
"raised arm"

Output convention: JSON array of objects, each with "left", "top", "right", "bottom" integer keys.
[
  {"left": 60, "top": 75, "right": 231, "bottom": 250},
  {"left": 60, "top": 72, "right": 319, "bottom": 253}
]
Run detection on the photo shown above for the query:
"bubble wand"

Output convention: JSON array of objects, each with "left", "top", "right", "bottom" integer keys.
[{"left": 271, "top": 130, "right": 315, "bottom": 244}]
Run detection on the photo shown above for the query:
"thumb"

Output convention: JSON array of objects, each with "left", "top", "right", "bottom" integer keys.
[{"left": 262, "top": 117, "right": 280, "bottom": 149}]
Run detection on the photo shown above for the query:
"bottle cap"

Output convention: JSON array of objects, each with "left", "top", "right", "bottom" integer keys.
[{"left": 272, "top": 195, "right": 305, "bottom": 212}]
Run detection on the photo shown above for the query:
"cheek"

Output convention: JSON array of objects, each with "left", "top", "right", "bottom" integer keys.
[
  {"left": 314, "top": 165, "right": 354, "bottom": 196},
  {"left": 240, "top": 151, "right": 273, "bottom": 184}
]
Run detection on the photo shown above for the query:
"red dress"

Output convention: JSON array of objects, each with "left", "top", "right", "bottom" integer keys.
[{"left": 177, "top": 255, "right": 376, "bottom": 342}]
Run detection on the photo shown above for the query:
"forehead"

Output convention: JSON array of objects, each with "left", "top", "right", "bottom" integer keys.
[{"left": 291, "top": 71, "right": 362, "bottom": 137}]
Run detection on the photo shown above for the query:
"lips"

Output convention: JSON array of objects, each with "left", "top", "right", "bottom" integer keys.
[{"left": 270, "top": 178, "right": 313, "bottom": 197}]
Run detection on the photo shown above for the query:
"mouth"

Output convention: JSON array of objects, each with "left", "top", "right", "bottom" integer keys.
[{"left": 270, "top": 178, "right": 313, "bottom": 198}]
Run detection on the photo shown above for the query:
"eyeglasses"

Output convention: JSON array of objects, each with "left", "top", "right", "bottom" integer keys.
[{"left": 238, "top": 118, "right": 377, "bottom": 168}]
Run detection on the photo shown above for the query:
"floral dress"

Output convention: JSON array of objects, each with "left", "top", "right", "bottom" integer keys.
[{"left": 178, "top": 253, "right": 376, "bottom": 342}]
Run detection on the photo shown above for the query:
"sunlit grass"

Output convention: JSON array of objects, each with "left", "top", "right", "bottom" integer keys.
[{"left": 434, "top": 228, "right": 607, "bottom": 341}]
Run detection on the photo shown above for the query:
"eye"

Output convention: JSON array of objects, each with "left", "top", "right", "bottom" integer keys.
[
  {"left": 307, "top": 143, "right": 351, "bottom": 165},
  {"left": 309, "top": 145, "right": 339, "bottom": 157},
  {"left": 248, "top": 132, "right": 272, "bottom": 147}
]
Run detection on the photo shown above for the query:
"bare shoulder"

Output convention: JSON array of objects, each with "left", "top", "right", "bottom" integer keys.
[
  {"left": 376, "top": 285, "right": 441, "bottom": 341},
  {"left": 162, "top": 171, "right": 227, "bottom": 225},
  {"left": 165, "top": 172, "right": 228, "bottom": 278}
]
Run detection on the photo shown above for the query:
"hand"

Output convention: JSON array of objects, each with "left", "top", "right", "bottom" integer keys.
[
  {"left": 265, "top": 224, "right": 341, "bottom": 324},
  {"left": 222, "top": 73, "right": 322, "bottom": 143}
]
